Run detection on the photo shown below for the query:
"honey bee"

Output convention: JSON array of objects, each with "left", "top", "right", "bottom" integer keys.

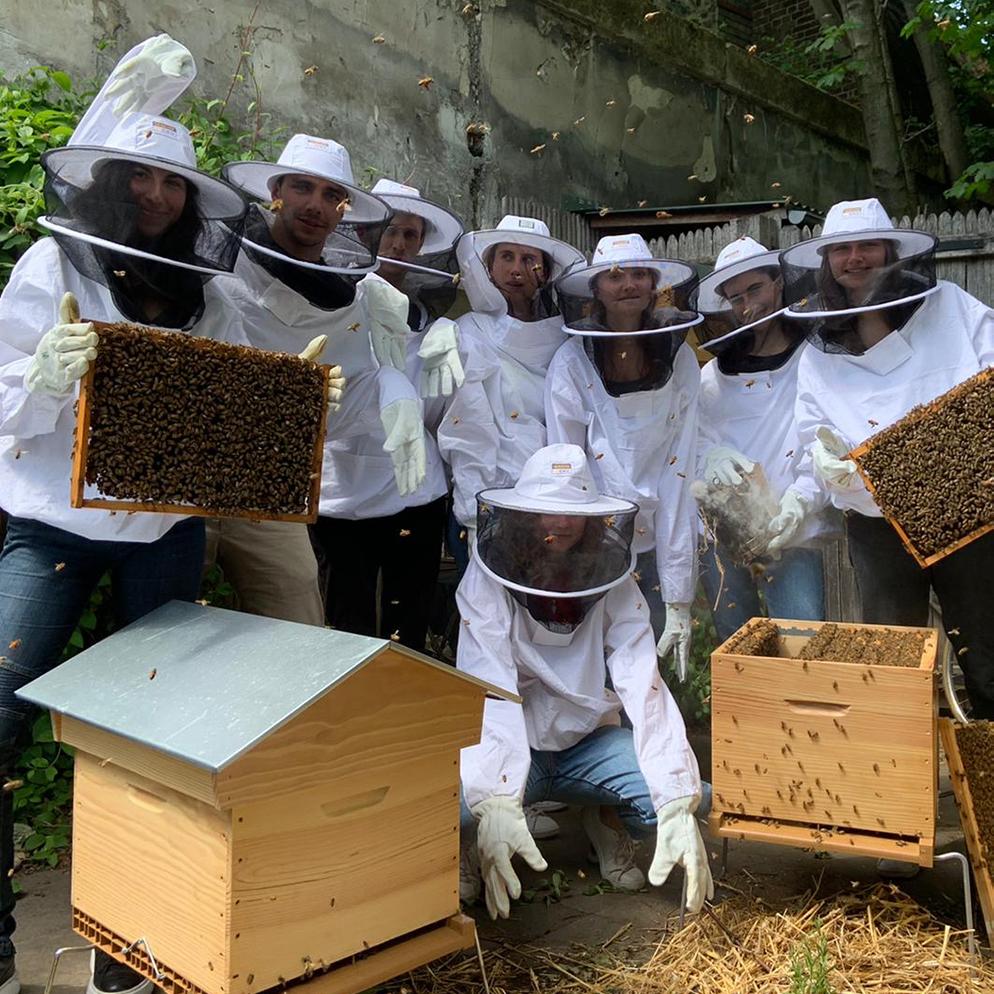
[{"left": 418, "top": 76, "right": 434, "bottom": 90}]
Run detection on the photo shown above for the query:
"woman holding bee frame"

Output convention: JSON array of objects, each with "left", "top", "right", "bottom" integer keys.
[{"left": 787, "top": 198, "right": 994, "bottom": 719}]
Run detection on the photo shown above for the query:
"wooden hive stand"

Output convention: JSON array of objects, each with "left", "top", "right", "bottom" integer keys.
[{"left": 19, "top": 603, "right": 516, "bottom": 994}]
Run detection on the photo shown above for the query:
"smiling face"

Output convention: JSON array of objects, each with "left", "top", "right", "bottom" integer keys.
[
  {"left": 128, "top": 164, "right": 188, "bottom": 239},
  {"left": 487, "top": 241, "right": 547, "bottom": 307},
  {"left": 593, "top": 266, "right": 656, "bottom": 330},
  {"left": 536, "top": 513, "right": 587, "bottom": 553},
  {"left": 377, "top": 210, "right": 427, "bottom": 286},
  {"left": 825, "top": 238, "right": 892, "bottom": 301},
  {"left": 720, "top": 268, "right": 783, "bottom": 326},
  {"left": 269, "top": 173, "right": 349, "bottom": 261}
]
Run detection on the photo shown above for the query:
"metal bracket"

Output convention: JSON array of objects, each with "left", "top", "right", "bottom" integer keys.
[
  {"left": 120, "top": 936, "right": 165, "bottom": 981},
  {"left": 42, "top": 943, "right": 96, "bottom": 994},
  {"left": 934, "top": 850, "right": 978, "bottom": 961}
]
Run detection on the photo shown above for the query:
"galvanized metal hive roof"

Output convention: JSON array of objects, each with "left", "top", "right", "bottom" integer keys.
[{"left": 17, "top": 601, "right": 505, "bottom": 771}]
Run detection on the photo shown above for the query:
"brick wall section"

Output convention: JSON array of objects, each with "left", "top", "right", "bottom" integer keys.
[{"left": 752, "top": 0, "right": 822, "bottom": 45}]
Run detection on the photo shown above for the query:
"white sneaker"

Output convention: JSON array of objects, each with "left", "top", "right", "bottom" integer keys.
[
  {"left": 581, "top": 806, "right": 645, "bottom": 891},
  {"left": 525, "top": 804, "right": 560, "bottom": 840},
  {"left": 530, "top": 800, "right": 568, "bottom": 814},
  {"left": 459, "top": 841, "right": 481, "bottom": 905}
]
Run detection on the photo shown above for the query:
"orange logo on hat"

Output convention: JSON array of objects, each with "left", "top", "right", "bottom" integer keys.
[
  {"left": 551, "top": 462, "right": 573, "bottom": 474},
  {"left": 842, "top": 206, "right": 863, "bottom": 216}
]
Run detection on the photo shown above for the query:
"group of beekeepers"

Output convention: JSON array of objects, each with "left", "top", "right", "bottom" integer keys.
[{"left": 0, "top": 31, "right": 992, "bottom": 991}]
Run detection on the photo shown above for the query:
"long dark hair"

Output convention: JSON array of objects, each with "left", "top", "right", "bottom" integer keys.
[{"left": 588, "top": 266, "right": 660, "bottom": 331}]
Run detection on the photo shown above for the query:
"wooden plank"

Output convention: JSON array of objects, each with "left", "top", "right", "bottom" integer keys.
[
  {"left": 939, "top": 719, "right": 994, "bottom": 947},
  {"left": 71, "top": 753, "right": 231, "bottom": 994},
  {"left": 287, "top": 916, "right": 475, "bottom": 994},
  {"left": 215, "top": 651, "right": 485, "bottom": 808},
  {"left": 709, "top": 813, "right": 931, "bottom": 866},
  {"left": 70, "top": 365, "right": 95, "bottom": 509},
  {"left": 227, "top": 763, "right": 459, "bottom": 994},
  {"left": 58, "top": 715, "right": 217, "bottom": 806}
]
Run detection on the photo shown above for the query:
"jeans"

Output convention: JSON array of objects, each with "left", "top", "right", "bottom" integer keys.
[
  {"left": 700, "top": 544, "right": 825, "bottom": 642},
  {"left": 0, "top": 513, "right": 205, "bottom": 944},
  {"left": 634, "top": 550, "right": 668, "bottom": 640},
  {"left": 847, "top": 512, "right": 994, "bottom": 718}
]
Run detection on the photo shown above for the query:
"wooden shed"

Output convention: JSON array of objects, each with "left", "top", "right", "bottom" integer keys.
[{"left": 18, "top": 602, "right": 513, "bottom": 994}]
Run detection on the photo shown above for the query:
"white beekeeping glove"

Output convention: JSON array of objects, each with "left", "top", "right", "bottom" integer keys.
[
  {"left": 472, "top": 796, "right": 548, "bottom": 920},
  {"left": 363, "top": 274, "right": 412, "bottom": 371},
  {"left": 298, "top": 336, "right": 346, "bottom": 413},
  {"left": 649, "top": 795, "right": 713, "bottom": 913},
  {"left": 381, "top": 397, "right": 426, "bottom": 496},
  {"left": 418, "top": 318, "right": 465, "bottom": 399},
  {"left": 656, "top": 602, "right": 692, "bottom": 682},
  {"left": 27, "top": 293, "right": 98, "bottom": 395},
  {"left": 766, "top": 488, "right": 810, "bottom": 555},
  {"left": 104, "top": 35, "right": 195, "bottom": 117},
  {"left": 702, "top": 445, "right": 756, "bottom": 487},
  {"left": 811, "top": 426, "right": 862, "bottom": 493}
]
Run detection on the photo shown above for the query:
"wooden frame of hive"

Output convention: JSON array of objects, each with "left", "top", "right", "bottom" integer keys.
[
  {"left": 939, "top": 718, "right": 994, "bottom": 946},
  {"left": 850, "top": 367, "right": 994, "bottom": 568},
  {"left": 70, "top": 321, "right": 329, "bottom": 523},
  {"left": 709, "top": 619, "right": 938, "bottom": 866}
]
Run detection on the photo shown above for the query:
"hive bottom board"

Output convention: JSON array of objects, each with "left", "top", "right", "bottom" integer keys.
[{"left": 73, "top": 908, "right": 476, "bottom": 994}]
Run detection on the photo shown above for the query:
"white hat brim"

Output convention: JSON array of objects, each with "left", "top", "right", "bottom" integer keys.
[
  {"left": 698, "top": 248, "right": 783, "bottom": 311},
  {"left": 240, "top": 232, "right": 377, "bottom": 275},
  {"left": 556, "top": 257, "right": 696, "bottom": 297},
  {"left": 781, "top": 228, "right": 937, "bottom": 269},
  {"left": 376, "top": 193, "right": 463, "bottom": 254},
  {"left": 786, "top": 284, "right": 941, "bottom": 319},
  {"left": 563, "top": 313, "right": 703, "bottom": 337},
  {"left": 697, "top": 307, "right": 790, "bottom": 352},
  {"left": 475, "top": 547, "right": 637, "bottom": 600},
  {"left": 471, "top": 229, "right": 585, "bottom": 277},
  {"left": 222, "top": 161, "right": 389, "bottom": 224},
  {"left": 44, "top": 146, "right": 246, "bottom": 219},
  {"left": 38, "top": 216, "right": 234, "bottom": 277},
  {"left": 477, "top": 487, "right": 638, "bottom": 517}
]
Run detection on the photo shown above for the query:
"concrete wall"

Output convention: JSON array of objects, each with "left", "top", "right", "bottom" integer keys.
[{"left": 0, "top": 0, "right": 905, "bottom": 228}]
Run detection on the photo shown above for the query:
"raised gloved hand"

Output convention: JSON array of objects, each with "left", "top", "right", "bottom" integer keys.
[
  {"left": 363, "top": 274, "right": 412, "bottom": 371},
  {"left": 702, "top": 445, "right": 755, "bottom": 487},
  {"left": 649, "top": 795, "right": 713, "bottom": 914},
  {"left": 104, "top": 35, "right": 195, "bottom": 118},
  {"left": 27, "top": 292, "right": 98, "bottom": 395},
  {"left": 656, "top": 602, "right": 692, "bottom": 682},
  {"left": 766, "top": 488, "right": 810, "bottom": 556},
  {"left": 298, "top": 336, "right": 346, "bottom": 413},
  {"left": 472, "top": 796, "right": 548, "bottom": 920},
  {"left": 418, "top": 318, "right": 465, "bottom": 399},
  {"left": 811, "top": 426, "right": 862, "bottom": 493},
  {"left": 381, "top": 397, "right": 426, "bottom": 496}
]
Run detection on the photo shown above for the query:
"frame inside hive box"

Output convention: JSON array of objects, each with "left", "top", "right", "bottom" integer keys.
[
  {"left": 939, "top": 718, "right": 994, "bottom": 947},
  {"left": 709, "top": 618, "right": 938, "bottom": 865},
  {"left": 71, "top": 321, "right": 329, "bottom": 522},
  {"left": 850, "top": 367, "right": 994, "bottom": 568}
]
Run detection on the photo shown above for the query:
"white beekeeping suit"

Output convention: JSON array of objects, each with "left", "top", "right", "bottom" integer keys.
[
  {"left": 544, "top": 233, "right": 702, "bottom": 678},
  {"left": 436, "top": 215, "right": 585, "bottom": 536},
  {"left": 457, "top": 444, "right": 710, "bottom": 920}
]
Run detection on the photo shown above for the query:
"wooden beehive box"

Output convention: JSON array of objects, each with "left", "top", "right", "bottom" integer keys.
[
  {"left": 72, "top": 321, "right": 329, "bottom": 522},
  {"left": 709, "top": 618, "right": 938, "bottom": 866},
  {"left": 17, "top": 602, "right": 514, "bottom": 994}
]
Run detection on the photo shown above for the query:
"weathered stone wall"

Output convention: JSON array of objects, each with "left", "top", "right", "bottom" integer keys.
[{"left": 0, "top": 0, "right": 934, "bottom": 226}]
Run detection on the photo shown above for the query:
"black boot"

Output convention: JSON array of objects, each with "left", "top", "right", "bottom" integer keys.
[{"left": 88, "top": 950, "right": 153, "bottom": 994}]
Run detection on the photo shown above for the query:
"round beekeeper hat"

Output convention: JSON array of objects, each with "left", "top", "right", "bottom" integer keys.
[
  {"left": 40, "top": 114, "right": 247, "bottom": 277},
  {"left": 475, "top": 444, "right": 638, "bottom": 601},
  {"left": 781, "top": 198, "right": 939, "bottom": 319},
  {"left": 370, "top": 178, "right": 464, "bottom": 255},
  {"left": 469, "top": 215, "right": 586, "bottom": 281},
  {"left": 695, "top": 236, "right": 788, "bottom": 352}
]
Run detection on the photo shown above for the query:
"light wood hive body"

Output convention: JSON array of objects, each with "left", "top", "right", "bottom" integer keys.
[
  {"left": 709, "top": 619, "right": 938, "bottom": 866},
  {"left": 55, "top": 647, "right": 487, "bottom": 994}
]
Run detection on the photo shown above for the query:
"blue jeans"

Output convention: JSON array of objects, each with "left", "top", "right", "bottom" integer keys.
[
  {"left": 0, "top": 514, "right": 205, "bottom": 944},
  {"left": 700, "top": 544, "right": 825, "bottom": 643}
]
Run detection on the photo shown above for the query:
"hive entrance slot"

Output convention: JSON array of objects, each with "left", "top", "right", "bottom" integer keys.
[{"left": 785, "top": 700, "right": 851, "bottom": 716}]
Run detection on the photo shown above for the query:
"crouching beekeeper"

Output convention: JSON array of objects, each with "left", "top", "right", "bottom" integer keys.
[{"left": 456, "top": 443, "right": 713, "bottom": 918}]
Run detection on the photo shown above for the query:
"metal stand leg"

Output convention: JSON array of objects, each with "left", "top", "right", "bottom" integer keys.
[
  {"left": 43, "top": 944, "right": 96, "bottom": 994},
  {"left": 473, "top": 927, "right": 491, "bottom": 994},
  {"left": 934, "top": 851, "right": 978, "bottom": 961},
  {"left": 678, "top": 874, "right": 687, "bottom": 930},
  {"left": 719, "top": 837, "right": 729, "bottom": 879}
]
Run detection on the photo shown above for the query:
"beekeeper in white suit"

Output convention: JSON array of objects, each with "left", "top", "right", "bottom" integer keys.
[
  {"left": 457, "top": 444, "right": 712, "bottom": 919},
  {"left": 544, "top": 233, "right": 702, "bottom": 680},
  {"left": 0, "top": 35, "right": 280, "bottom": 994},
  {"left": 221, "top": 141, "right": 443, "bottom": 640},
  {"left": 436, "top": 215, "right": 585, "bottom": 552},
  {"left": 787, "top": 198, "right": 994, "bottom": 719},
  {"left": 694, "top": 236, "right": 830, "bottom": 641}
]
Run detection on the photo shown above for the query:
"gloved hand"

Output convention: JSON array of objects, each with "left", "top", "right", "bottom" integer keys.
[
  {"left": 766, "top": 488, "right": 810, "bottom": 556},
  {"left": 418, "top": 318, "right": 465, "bottom": 399},
  {"left": 471, "top": 795, "right": 548, "bottom": 920},
  {"left": 656, "top": 602, "right": 692, "bottom": 682},
  {"left": 702, "top": 445, "right": 755, "bottom": 487},
  {"left": 381, "top": 398, "right": 426, "bottom": 496},
  {"left": 649, "top": 795, "right": 714, "bottom": 914},
  {"left": 26, "top": 292, "right": 98, "bottom": 395},
  {"left": 363, "top": 274, "right": 412, "bottom": 371},
  {"left": 298, "top": 336, "right": 346, "bottom": 413},
  {"left": 104, "top": 35, "right": 195, "bottom": 117},
  {"left": 811, "top": 426, "right": 862, "bottom": 493}
]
